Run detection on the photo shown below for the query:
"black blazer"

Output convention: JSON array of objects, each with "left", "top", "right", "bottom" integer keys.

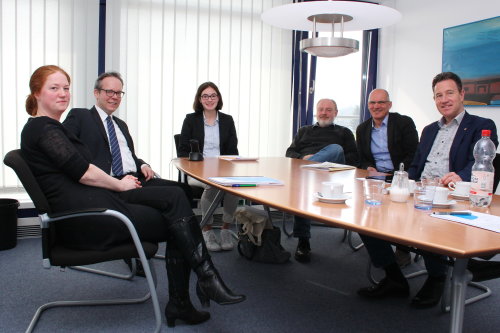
[
  {"left": 63, "top": 107, "right": 146, "bottom": 174},
  {"left": 356, "top": 112, "right": 419, "bottom": 171},
  {"left": 408, "top": 111, "right": 498, "bottom": 181},
  {"left": 179, "top": 111, "right": 238, "bottom": 157}
]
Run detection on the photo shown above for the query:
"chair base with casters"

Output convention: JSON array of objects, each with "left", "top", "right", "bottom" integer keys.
[
  {"left": 367, "top": 260, "right": 427, "bottom": 285},
  {"left": 26, "top": 210, "right": 162, "bottom": 333},
  {"left": 367, "top": 247, "right": 423, "bottom": 285},
  {"left": 342, "top": 230, "right": 364, "bottom": 251}
]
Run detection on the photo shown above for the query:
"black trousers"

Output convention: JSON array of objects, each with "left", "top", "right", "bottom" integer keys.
[
  {"left": 359, "top": 234, "right": 448, "bottom": 277},
  {"left": 116, "top": 185, "right": 194, "bottom": 244},
  {"left": 56, "top": 184, "right": 194, "bottom": 251},
  {"left": 119, "top": 173, "right": 195, "bottom": 206}
]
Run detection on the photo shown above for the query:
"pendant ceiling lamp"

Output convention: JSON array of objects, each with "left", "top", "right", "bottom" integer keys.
[{"left": 261, "top": 1, "right": 401, "bottom": 58}]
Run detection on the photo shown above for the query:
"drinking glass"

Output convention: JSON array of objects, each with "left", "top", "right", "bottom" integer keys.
[
  {"left": 364, "top": 179, "right": 385, "bottom": 206},
  {"left": 414, "top": 180, "right": 437, "bottom": 210}
]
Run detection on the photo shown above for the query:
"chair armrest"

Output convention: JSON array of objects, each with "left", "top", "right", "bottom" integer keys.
[
  {"left": 40, "top": 209, "right": 151, "bottom": 274},
  {"left": 45, "top": 208, "right": 108, "bottom": 220}
]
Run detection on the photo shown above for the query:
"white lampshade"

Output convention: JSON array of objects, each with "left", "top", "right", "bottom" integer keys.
[{"left": 261, "top": 1, "right": 401, "bottom": 58}]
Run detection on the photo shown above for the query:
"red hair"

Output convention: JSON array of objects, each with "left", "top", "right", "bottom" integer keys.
[{"left": 26, "top": 65, "right": 71, "bottom": 116}]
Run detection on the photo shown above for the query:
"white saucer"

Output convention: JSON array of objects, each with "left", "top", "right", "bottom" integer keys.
[
  {"left": 315, "top": 193, "right": 351, "bottom": 204},
  {"left": 432, "top": 199, "right": 457, "bottom": 208},
  {"left": 450, "top": 192, "right": 469, "bottom": 200}
]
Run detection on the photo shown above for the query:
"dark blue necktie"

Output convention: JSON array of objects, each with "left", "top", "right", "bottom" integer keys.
[{"left": 106, "top": 116, "right": 123, "bottom": 176}]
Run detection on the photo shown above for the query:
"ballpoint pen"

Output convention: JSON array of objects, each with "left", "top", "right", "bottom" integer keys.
[
  {"left": 433, "top": 211, "right": 471, "bottom": 216},
  {"left": 232, "top": 184, "right": 257, "bottom": 187}
]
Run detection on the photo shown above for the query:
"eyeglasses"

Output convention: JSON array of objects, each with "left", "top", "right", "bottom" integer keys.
[
  {"left": 368, "top": 101, "right": 390, "bottom": 105},
  {"left": 201, "top": 94, "right": 218, "bottom": 100},
  {"left": 98, "top": 89, "right": 125, "bottom": 98}
]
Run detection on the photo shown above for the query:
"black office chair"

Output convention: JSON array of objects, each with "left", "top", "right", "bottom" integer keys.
[
  {"left": 3, "top": 150, "right": 162, "bottom": 333},
  {"left": 173, "top": 134, "right": 205, "bottom": 202},
  {"left": 493, "top": 153, "right": 500, "bottom": 193}
]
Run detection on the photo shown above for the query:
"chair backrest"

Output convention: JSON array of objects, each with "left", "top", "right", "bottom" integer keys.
[
  {"left": 173, "top": 134, "right": 181, "bottom": 157},
  {"left": 3, "top": 149, "right": 52, "bottom": 214},
  {"left": 493, "top": 153, "right": 500, "bottom": 193},
  {"left": 172, "top": 135, "right": 205, "bottom": 202}
]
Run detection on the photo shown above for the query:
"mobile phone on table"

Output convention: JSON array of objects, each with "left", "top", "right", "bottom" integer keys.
[{"left": 366, "top": 175, "right": 393, "bottom": 183}]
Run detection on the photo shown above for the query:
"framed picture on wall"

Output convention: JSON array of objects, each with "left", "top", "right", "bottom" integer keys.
[{"left": 442, "top": 16, "right": 500, "bottom": 106}]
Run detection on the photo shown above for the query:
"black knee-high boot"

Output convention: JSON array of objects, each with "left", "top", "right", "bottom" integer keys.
[
  {"left": 167, "top": 216, "right": 246, "bottom": 307},
  {"left": 165, "top": 244, "right": 210, "bottom": 327}
]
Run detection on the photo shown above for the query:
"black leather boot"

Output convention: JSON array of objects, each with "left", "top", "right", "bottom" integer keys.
[
  {"left": 168, "top": 216, "right": 246, "bottom": 307},
  {"left": 165, "top": 245, "right": 210, "bottom": 327}
]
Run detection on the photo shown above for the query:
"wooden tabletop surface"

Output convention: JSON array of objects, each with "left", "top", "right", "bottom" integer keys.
[{"left": 173, "top": 157, "right": 500, "bottom": 258}]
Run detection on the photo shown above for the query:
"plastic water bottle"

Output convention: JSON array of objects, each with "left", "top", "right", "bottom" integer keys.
[{"left": 470, "top": 130, "right": 496, "bottom": 207}]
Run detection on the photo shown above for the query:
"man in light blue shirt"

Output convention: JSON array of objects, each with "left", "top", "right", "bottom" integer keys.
[
  {"left": 370, "top": 115, "right": 394, "bottom": 172},
  {"left": 356, "top": 89, "right": 418, "bottom": 173},
  {"left": 356, "top": 89, "right": 419, "bottom": 267}
]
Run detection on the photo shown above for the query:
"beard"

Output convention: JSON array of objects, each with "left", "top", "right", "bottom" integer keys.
[{"left": 317, "top": 119, "right": 333, "bottom": 127}]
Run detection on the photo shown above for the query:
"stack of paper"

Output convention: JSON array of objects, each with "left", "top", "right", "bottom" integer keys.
[
  {"left": 301, "top": 162, "right": 355, "bottom": 171},
  {"left": 208, "top": 176, "right": 283, "bottom": 186}
]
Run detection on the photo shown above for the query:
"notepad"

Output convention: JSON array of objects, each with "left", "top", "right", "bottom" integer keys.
[
  {"left": 208, "top": 176, "right": 283, "bottom": 186},
  {"left": 301, "top": 162, "right": 355, "bottom": 172},
  {"left": 431, "top": 211, "right": 500, "bottom": 233},
  {"left": 218, "top": 155, "right": 259, "bottom": 161}
]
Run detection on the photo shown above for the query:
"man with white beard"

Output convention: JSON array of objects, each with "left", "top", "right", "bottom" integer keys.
[
  {"left": 286, "top": 99, "right": 358, "bottom": 165},
  {"left": 286, "top": 98, "right": 357, "bottom": 262}
]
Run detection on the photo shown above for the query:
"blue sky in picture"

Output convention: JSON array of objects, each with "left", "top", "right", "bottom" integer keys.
[{"left": 442, "top": 16, "right": 500, "bottom": 79}]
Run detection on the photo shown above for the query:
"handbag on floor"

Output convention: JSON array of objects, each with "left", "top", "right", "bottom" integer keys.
[{"left": 235, "top": 207, "right": 290, "bottom": 264}]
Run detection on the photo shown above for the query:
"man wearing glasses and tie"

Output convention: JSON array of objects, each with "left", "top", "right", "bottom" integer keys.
[{"left": 64, "top": 72, "right": 191, "bottom": 199}]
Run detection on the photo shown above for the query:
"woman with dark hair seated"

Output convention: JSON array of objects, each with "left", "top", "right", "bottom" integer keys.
[
  {"left": 179, "top": 81, "right": 240, "bottom": 252},
  {"left": 20, "top": 65, "right": 245, "bottom": 328}
]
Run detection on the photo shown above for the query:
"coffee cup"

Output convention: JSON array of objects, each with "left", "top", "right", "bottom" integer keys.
[
  {"left": 448, "top": 181, "right": 471, "bottom": 196},
  {"left": 433, "top": 187, "right": 450, "bottom": 204},
  {"left": 321, "top": 182, "right": 344, "bottom": 198}
]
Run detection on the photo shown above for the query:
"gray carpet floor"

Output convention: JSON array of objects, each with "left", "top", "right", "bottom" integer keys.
[{"left": 1, "top": 218, "right": 499, "bottom": 333}]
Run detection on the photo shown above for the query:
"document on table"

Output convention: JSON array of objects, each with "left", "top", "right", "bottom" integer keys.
[
  {"left": 218, "top": 155, "right": 259, "bottom": 161},
  {"left": 301, "top": 162, "right": 355, "bottom": 171},
  {"left": 430, "top": 211, "right": 500, "bottom": 233},
  {"left": 208, "top": 176, "right": 284, "bottom": 186}
]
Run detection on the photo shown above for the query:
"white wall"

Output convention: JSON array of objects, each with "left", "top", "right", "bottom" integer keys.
[{"left": 378, "top": 0, "right": 500, "bottom": 137}]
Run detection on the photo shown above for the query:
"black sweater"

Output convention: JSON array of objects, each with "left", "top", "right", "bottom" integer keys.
[{"left": 285, "top": 123, "right": 358, "bottom": 166}]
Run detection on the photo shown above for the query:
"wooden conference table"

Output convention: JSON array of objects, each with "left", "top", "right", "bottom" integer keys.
[{"left": 172, "top": 157, "right": 500, "bottom": 333}]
